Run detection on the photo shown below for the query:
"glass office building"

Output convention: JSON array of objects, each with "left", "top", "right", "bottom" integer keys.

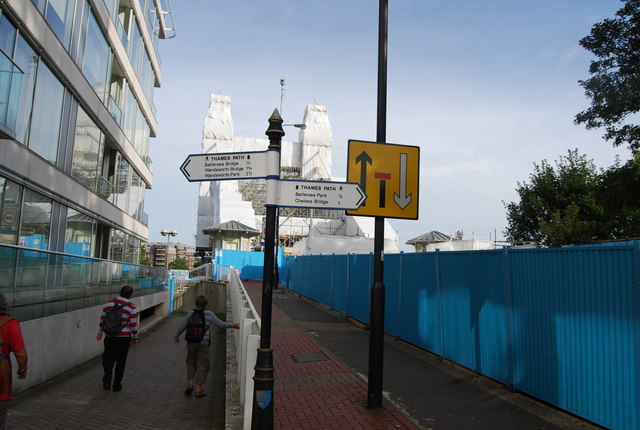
[{"left": 0, "top": 0, "right": 174, "bottom": 263}]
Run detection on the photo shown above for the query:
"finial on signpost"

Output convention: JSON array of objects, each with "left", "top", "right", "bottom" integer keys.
[{"left": 266, "top": 109, "right": 285, "bottom": 146}]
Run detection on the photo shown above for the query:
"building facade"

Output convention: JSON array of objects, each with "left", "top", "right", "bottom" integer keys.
[
  {"left": 146, "top": 241, "right": 195, "bottom": 269},
  {"left": 0, "top": 0, "right": 174, "bottom": 261}
]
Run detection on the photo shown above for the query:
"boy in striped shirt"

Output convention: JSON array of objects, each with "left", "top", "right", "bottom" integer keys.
[{"left": 96, "top": 285, "right": 138, "bottom": 392}]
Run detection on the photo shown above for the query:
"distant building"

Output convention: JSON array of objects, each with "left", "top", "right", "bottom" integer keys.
[
  {"left": 202, "top": 220, "right": 260, "bottom": 252},
  {"left": 406, "top": 231, "right": 452, "bottom": 252},
  {"left": 406, "top": 230, "right": 495, "bottom": 252},
  {"left": 147, "top": 242, "right": 196, "bottom": 269},
  {"left": 194, "top": 95, "right": 399, "bottom": 257}
]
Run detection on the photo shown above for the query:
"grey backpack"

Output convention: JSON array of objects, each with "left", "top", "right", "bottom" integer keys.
[{"left": 103, "top": 298, "right": 125, "bottom": 336}]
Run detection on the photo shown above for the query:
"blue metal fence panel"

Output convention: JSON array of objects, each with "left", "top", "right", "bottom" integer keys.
[
  {"left": 509, "top": 245, "right": 638, "bottom": 430},
  {"left": 331, "top": 255, "right": 349, "bottom": 313},
  {"left": 387, "top": 252, "right": 443, "bottom": 355},
  {"left": 346, "top": 253, "right": 372, "bottom": 324},
  {"left": 227, "top": 242, "right": 640, "bottom": 430},
  {"left": 437, "top": 250, "right": 510, "bottom": 383}
]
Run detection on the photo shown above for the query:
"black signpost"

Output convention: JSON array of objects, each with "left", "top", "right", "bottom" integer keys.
[
  {"left": 367, "top": 0, "right": 388, "bottom": 410},
  {"left": 181, "top": 109, "right": 366, "bottom": 429},
  {"left": 250, "top": 110, "right": 283, "bottom": 429}
]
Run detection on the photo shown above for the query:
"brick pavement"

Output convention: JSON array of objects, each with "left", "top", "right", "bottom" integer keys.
[
  {"left": 244, "top": 280, "right": 419, "bottom": 430},
  {"left": 7, "top": 314, "right": 226, "bottom": 430}
]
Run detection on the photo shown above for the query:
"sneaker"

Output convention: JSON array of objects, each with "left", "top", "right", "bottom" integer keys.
[{"left": 112, "top": 384, "right": 122, "bottom": 392}]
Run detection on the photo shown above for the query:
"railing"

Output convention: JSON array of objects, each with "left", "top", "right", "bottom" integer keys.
[
  {"left": 189, "top": 263, "right": 213, "bottom": 280},
  {"left": 107, "top": 95, "right": 123, "bottom": 126},
  {"left": 96, "top": 175, "right": 116, "bottom": 203},
  {"left": 227, "top": 267, "right": 260, "bottom": 430},
  {"left": 156, "top": 0, "right": 176, "bottom": 39},
  {"left": 0, "top": 243, "right": 169, "bottom": 322}
]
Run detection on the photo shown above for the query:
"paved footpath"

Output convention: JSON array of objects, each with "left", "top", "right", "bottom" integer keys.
[
  {"left": 7, "top": 314, "right": 226, "bottom": 430},
  {"left": 244, "top": 280, "right": 419, "bottom": 430}
]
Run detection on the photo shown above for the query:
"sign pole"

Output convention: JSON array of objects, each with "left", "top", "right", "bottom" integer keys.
[
  {"left": 367, "top": 0, "right": 388, "bottom": 410},
  {"left": 251, "top": 109, "right": 283, "bottom": 429}
]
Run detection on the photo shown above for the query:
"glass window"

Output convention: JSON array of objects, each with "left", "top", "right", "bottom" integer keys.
[
  {"left": 82, "top": 10, "right": 111, "bottom": 102},
  {"left": 104, "top": 0, "right": 117, "bottom": 19},
  {"left": 122, "top": 85, "right": 135, "bottom": 141},
  {"left": 45, "top": 0, "right": 77, "bottom": 49},
  {"left": 129, "top": 20, "right": 142, "bottom": 77},
  {"left": 109, "top": 228, "right": 124, "bottom": 261},
  {"left": 0, "top": 177, "right": 23, "bottom": 245},
  {"left": 72, "top": 107, "right": 104, "bottom": 192},
  {"left": 0, "top": 13, "right": 16, "bottom": 56},
  {"left": 19, "top": 188, "right": 52, "bottom": 250},
  {"left": 31, "top": 0, "right": 47, "bottom": 14},
  {"left": 64, "top": 208, "right": 94, "bottom": 256},
  {"left": 0, "top": 51, "right": 22, "bottom": 135},
  {"left": 29, "top": 61, "right": 64, "bottom": 164},
  {"left": 13, "top": 35, "right": 38, "bottom": 145},
  {"left": 115, "top": 156, "right": 130, "bottom": 212},
  {"left": 127, "top": 171, "right": 144, "bottom": 220},
  {"left": 133, "top": 108, "right": 146, "bottom": 156},
  {"left": 125, "top": 234, "right": 138, "bottom": 263}
]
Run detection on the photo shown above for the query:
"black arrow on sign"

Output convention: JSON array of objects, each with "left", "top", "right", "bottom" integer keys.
[
  {"left": 355, "top": 151, "right": 372, "bottom": 206},
  {"left": 180, "top": 158, "right": 192, "bottom": 179}
]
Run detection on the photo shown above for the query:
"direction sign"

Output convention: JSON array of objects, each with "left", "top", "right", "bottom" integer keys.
[
  {"left": 278, "top": 179, "right": 366, "bottom": 210},
  {"left": 346, "top": 140, "right": 420, "bottom": 219},
  {"left": 180, "top": 151, "right": 267, "bottom": 182}
]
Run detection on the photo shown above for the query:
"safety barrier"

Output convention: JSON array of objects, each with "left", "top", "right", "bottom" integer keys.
[
  {"left": 281, "top": 242, "right": 640, "bottom": 430},
  {"left": 227, "top": 266, "right": 260, "bottom": 429},
  {"left": 0, "top": 243, "right": 168, "bottom": 322}
]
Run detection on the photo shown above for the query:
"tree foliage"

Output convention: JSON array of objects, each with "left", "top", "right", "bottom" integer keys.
[
  {"left": 169, "top": 257, "right": 189, "bottom": 270},
  {"left": 575, "top": 0, "right": 640, "bottom": 151},
  {"left": 504, "top": 150, "right": 640, "bottom": 247},
  {"left": 138, "top": 245, "right": 151, "bottom": 266}
]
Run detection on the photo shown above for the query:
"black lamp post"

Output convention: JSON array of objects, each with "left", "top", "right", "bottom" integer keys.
[{"left": 251, "top": 109, "right": 284, "bottom": 429}]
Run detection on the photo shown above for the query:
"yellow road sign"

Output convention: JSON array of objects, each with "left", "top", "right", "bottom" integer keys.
[{"left": 346, "top": 140, "right": 420, "bottom": 219}]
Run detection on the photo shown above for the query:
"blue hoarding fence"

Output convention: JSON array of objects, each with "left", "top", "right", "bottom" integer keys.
[{"left": 226, "top": 242, "right": 640, "bottom": 430}]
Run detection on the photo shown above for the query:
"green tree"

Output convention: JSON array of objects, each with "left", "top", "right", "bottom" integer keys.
[
  {"left": 597, "top": 153, "right": 640, "bottom": 238},
  {"left": 139, "top": 245, "right": 151, "bottom": 266},
  {"left": 504, "top": 150, "right": 605, "bottom": 247},
  {"left": 169, "top": 257, "right": 189, "bottom": 270},
  {"left": 575, "top": 0, "right": 640, "bottom": 151}
]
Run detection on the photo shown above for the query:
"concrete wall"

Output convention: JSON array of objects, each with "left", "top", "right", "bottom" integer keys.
[
  {"left": 173, "top": 281, "right": 228, "bottom": 315},
  {"left": 13, "top": 291, "right": 169, "bottom": 394}
]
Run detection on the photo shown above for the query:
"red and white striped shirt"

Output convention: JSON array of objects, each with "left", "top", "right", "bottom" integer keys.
[{"left": 99, "top": 297, "right": 138, "bottom": 339}]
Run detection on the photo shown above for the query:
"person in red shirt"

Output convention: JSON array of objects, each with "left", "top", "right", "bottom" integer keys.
[
  {"left": 0, "top": 293, "right": 28, "bottom": 430},
  {"left": 96, "top": 285, "right": 138, "bottom": 392}
]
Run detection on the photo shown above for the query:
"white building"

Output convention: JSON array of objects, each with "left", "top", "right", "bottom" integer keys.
[{"left": 195, "top": 95, "right": 398, "bottom": 256}]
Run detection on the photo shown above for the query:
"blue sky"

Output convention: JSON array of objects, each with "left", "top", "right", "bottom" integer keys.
[{"left": 146, "top": 0, "right": 631, "bottom": 250}]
